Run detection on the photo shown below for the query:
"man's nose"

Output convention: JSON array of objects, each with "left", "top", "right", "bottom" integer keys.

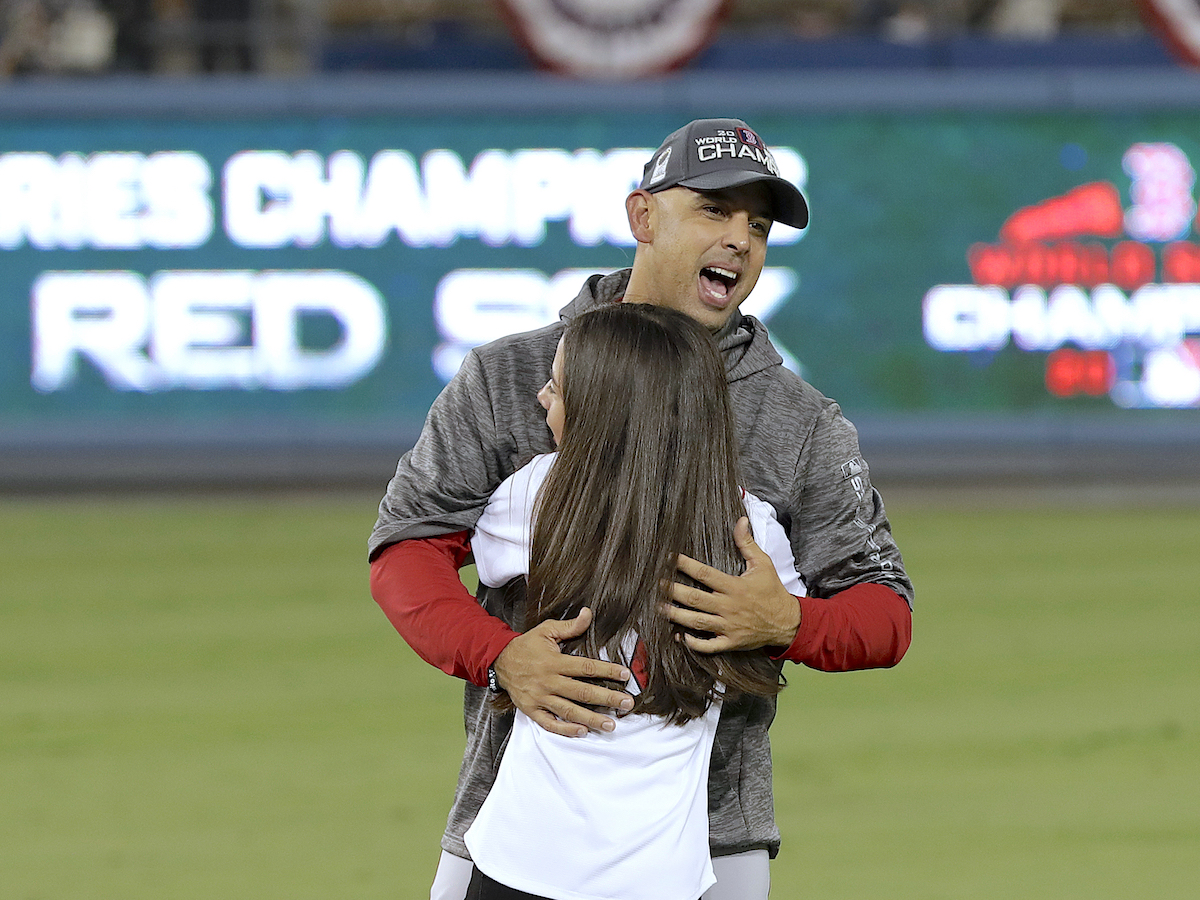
[{"left": 723, "top": 214, "right": 751, "bottom": 253}]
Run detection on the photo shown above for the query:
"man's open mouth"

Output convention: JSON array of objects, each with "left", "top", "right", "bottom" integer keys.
[{"left": 700, "top": 266, "right": 739, "bottom": 301}]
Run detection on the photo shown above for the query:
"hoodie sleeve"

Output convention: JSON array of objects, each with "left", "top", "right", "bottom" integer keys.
[
  {"left": 370, "top": 532, "right": 517, "bottom": 687},
  {"left": 369, "top": 321, "right": 565, "bottom": 560},
  {"left": 792, "top": 401, "right": 913, "bottom": 606},
  {"left": 779, "top": 401, "right": 913, "bottom": 670},
  {"left": 369, "top": 349, "right": 513, "bottom": 559}
]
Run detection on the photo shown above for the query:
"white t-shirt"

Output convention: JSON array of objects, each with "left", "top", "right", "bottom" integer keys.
[{"left": 464, "top": 453, "right": 805, "bottom": 900}]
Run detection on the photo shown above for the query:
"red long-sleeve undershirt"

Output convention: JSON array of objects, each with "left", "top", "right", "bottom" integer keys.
[{"left": 370, "top": 531, "right": 911, "bottom": 688}]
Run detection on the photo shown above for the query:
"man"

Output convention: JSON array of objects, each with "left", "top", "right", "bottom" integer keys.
[{"left": 369, "top": 118, "right": 914, "bottom": 900}]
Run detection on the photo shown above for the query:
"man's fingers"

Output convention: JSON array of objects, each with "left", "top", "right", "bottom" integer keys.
[
  {"left": 525, "top": 708, "right": 588, "bottom": 738},
  {"left": 733, "top": 516, "right": 759, "bottom": 556},
  {"left": 666, "top": 579, "right": 722, "bottom": 614},
  {"left": 548, "top": 693, "right": 624, "bottom": 733},
  {"left": 733, "top": 515, "right": 753, "bottom": 544},
  {"left": 549, "top": 671, "right": 634, "bottom": 713},
  {"left": 555, "top": 648, "right": 630, "bottom": 681},
  {"left": 511, "top": 678, "right": 629, "bottom": 735},
  {"left": 520, "top": 680, "right": 630, "bottom": 736},
  {"left": 525, "top": 614, "right": 631, "bottom": 687},
  {"left": 733, "top": 516, "right": 771, "bottom": 568},
  {"left": 674, "top": 553, "right": 733, "bottom": 591},
  {"left": 495, "top": 617, "right": 635, "bottom": 736},
  {"left": 660, "top": 598, "right": 722, "bottom": 634},
  {"left": 681, "top": 631, "right": 734, "bottom": 655},
  {"left": 537, "top": 605, "right": 593, "bottom": 642}
]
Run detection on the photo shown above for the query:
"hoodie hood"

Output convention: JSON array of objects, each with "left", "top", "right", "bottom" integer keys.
[{"left": 559, "top": 268, "right": 785, "bottom": 384}]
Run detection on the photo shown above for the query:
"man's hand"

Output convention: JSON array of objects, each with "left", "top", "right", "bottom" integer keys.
[
  {"left": 492, "top": 607, "right": 635, "bottom": 738},
  {"left": 664, "top": 517, "right": 801, "bottom": 653}
]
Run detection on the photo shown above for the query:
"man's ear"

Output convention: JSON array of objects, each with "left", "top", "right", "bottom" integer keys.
[{"left": 626, "top": 190, "right": 654, "bottom": 244}]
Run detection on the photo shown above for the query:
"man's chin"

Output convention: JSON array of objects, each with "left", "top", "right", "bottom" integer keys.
[
  {"left": 642, "top": 293, "right": 737, "bottom": 330},
  {"left": 696, "top": 296, "right": 738, "bottom": 329}
]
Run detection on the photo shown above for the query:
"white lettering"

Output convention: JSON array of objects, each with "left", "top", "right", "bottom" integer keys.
[
  {"left": 510, "top": 149, "right": 576, "bottom": 247},
  {"left": 252, "top": 270, "right": 387, "bottom": 389},
  {"left": 568, "top": 148, "right": 648, "bottom": 248},
  {"left": 31, "top": 270, "right": 386, "bottom": 391},
  {"left": 88, "top": 153, "right": 150, "bottom": 249},
  {"left": 290, "top": 150, "right": 366, "bottom": 249},
  {"left": 1142, "top": 345, "right": 1200, "bottom": 407},
  {"left": 922, "top": 284, "right": 1012, "bottom": 352},
  {"left": 218, "top": 145, "right": 807, "bottom": 250},
  {"left": 698, "top": 143, "right": 738, "bottom": 162},
  {"left": 356, "top": 150, "right": 430, "bottom": 247},
  {"left": 32, "top": 271, "right": 160, "bottom": 392},
  {"left": 1092, "top": 283, "right": 1136, "bottom": 347},
  {"left": 3, "top": 145, "right": 805, "bottom": 251},
  {"left": 432, "top": 266, "right": 802, "bottom": 381},
  {"left": 422, "top": 149, "right": 511, "bottom": 247},
  {"left": 1011, "top": 284, "right": 1115, "bottom": 351},
  {"left": 150, "top": 270, "right": 258, "bottom": 387},
  {"left": 223, "top": 150, "right": 373, "bottom": 249},
  {"left": 223, "top": 150, "right": 295, "bottom": 248},
  {"left": 923, "top": 282, "right": 1200, "bottom": 353},
  {"left": 140, "top": 152, "right": 214, "bottom": 249},
  {"left": 1134, "top": 283, "right": 1200, "bottom": 347},
  {"left": 0, "top": 152, "right": 61, "bottom": 249},
  {"left": 0, "top": 151, "right": 213, "bottom": 250},
  {"left": 432, "top": 269, "right": 556, "bottom": 380}
]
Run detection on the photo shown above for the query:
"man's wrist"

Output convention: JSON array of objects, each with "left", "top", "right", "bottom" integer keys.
[
  {"left": 775, "top": 593, "right": 802, "bottom": 647},
  {"left": 486, "top": 662, "right": 503, "bottom": 694},
  {"left": 478, "top": 631, "right": 519, "bottom": 693},
  {"left": 767, "top": 595, "right": 805, "bottom": 659}
]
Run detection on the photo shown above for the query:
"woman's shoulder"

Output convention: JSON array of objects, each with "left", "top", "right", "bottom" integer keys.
[
  {"left": 498, "top": 452, "right": 556, "bottom": 498},
  {"left": 474, "top": 453, "right": 558, "bottom": 587},
  {"left": 478, "top": 452, "right": 555, "bottom": 529}
]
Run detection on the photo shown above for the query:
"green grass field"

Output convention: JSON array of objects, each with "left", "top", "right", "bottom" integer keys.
[{"left": 2, "top": 490, "right": 1198, "bottom": 899}]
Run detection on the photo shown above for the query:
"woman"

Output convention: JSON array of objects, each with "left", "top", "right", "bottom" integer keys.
[{"left": 463, "top": 303, "right": 805, "bottom": 900}]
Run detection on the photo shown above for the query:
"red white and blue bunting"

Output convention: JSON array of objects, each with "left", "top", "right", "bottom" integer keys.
[
  {"left": 496, "top": 0, "right": 731, "bottom": 79},
  {"left": 1138, "top": 0, "right": 1200, "bottom": 66}
]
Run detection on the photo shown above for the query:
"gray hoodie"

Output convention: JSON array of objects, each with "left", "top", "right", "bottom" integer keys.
[{"left": 371, "top": 269, "right": 913, "bottom": 858}]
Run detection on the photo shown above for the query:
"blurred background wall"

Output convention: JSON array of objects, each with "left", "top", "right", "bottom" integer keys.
[
  {"left": 1, "top": 0, "right": 1198, "bottom": 492},
  {"left": 0, "top": 0, "right": 1180, "bottom": 78}
]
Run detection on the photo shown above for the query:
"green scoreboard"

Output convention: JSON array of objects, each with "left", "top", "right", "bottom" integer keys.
[{"left": 3, "top": 75, "right": 1198, "bottom": 474}]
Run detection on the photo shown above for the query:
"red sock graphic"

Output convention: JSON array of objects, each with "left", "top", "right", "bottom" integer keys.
[{"left": 1000, "top": 182, "right": 1124, "bottom": 243}]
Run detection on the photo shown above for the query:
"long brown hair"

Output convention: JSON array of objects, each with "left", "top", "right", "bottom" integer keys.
[{"left": 525, "top": 302, "right": 784, "bottom": 724}]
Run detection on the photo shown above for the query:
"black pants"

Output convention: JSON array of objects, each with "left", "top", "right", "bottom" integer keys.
[{"left": 465, "top": 866, "right": 549, "bottom": 900}]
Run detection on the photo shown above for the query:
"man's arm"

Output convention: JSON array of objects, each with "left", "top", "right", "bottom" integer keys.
[
  {"left": 370, "top": 534, "right": 634, "bottom": 736},
  {"left": 665, "top": 519, "right": 911, "bottom": 671},
  {"left": 778, "top": 582, "right": 911, "bottom": 671},
  {"left": 370, "top": 533, "right": 514, "bottom": 685}
]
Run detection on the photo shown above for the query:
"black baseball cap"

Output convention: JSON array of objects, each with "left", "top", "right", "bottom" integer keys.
[{"left": 638, "top": 118, "right": 809, "bottom": 229}]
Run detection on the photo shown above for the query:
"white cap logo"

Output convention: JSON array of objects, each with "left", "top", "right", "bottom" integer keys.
[{"left": 648, "top": 147, "right": 672, "bottom": 184}]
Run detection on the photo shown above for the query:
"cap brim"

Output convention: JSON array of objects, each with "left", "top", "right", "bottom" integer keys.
[{"left": 678, "top": 171, "right": 809, "bottom": 230}]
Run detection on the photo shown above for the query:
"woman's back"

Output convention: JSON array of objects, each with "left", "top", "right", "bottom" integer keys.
[
  {"left": 464, "top": 452, "right": 804, "bottom": 900},
  {"left": 462, "top": 304, "right": 803, "bottom": 900}
]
